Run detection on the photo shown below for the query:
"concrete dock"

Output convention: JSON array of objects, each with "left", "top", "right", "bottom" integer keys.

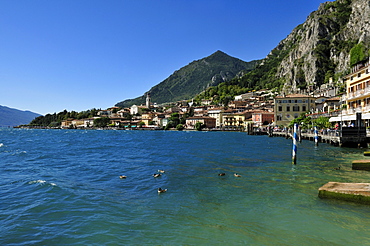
[
  {"left": 352, "top": 159, "right": 370, "bottom": 171},
  {"left": 318, "top": 182, "right": 370, "bottom": 204}
]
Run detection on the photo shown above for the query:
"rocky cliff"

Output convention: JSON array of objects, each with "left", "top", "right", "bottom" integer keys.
[{"left": 269, "top": 0, "right": 370, "bottom": 93}]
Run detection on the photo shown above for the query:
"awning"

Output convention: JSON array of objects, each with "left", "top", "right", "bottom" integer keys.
[{"left": 329, "top": 113, "right": 370, "bottom": 122}]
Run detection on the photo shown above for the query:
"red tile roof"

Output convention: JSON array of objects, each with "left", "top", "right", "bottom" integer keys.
[{"left": 275, "top": 94, "right": 313, "bottom": 98}]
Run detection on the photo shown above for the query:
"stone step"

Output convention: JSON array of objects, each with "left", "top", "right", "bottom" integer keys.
[
  {"left": 318, "top": 182, "right": 370, "bottom": 204},
  {"left": 352, "top": 159, "right": 370, "bottom": 171}
]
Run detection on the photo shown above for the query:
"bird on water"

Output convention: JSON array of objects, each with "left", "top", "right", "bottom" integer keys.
[{"left": 158, "top": 188, "right": 167, "bottom": 193}]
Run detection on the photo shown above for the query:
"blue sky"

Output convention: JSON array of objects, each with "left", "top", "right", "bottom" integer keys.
[{"left": 1, "top": 0, "right": 325, "bottom": 115}]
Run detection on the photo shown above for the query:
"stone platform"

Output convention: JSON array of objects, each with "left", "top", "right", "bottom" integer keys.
[
  {"left": 352, "top": 159, "right": 370, "bottom": 171},
  {"left": 318, "top": 182, "right": 370, "bottom": 204}
]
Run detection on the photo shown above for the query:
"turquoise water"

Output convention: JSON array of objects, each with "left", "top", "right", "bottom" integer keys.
[{"left": 1, "top": 128, "right": 370, "bottom": 245}]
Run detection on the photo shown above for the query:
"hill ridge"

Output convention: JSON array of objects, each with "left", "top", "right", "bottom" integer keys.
[
  {"left": 115, "top": 50, "right": 260, "bottom": 107},
  {"left": 0, "top": 105, "right": 41, "bottom": 127}
]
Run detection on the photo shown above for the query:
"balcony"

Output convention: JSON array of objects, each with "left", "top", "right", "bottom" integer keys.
[{"left": 347, "top": 87, "right": 370, "bottom": 100}]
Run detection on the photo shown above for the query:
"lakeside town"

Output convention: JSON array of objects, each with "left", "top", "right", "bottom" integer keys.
[{"left": 25, "top": 58, "right": 370, "bottom": 135}]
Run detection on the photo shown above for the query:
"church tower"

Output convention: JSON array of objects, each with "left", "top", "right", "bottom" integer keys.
[{"left": 146, "top": 92, "right": 151, "bottom": 109}]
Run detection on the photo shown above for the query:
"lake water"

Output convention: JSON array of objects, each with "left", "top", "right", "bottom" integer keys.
[{"left": 1, "top": 128, "right": 370, "bottom": 245}]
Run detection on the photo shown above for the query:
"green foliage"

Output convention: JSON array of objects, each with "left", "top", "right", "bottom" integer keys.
[
  {"left": 164, "top": 113, "right": 181, "bottom": 130},
  {"left": 29, "top": 109, "right": 100, "bottom": 127},
  {"left": 138, "top": 121, "right": 145, "bottom": 127},
  {"left": 289, "top": 114, "right": 331, "bottom": 129},
  {"left": 323, "top": 0, "right": 352, "bottom": 27},
  {"left": 313, "top": 116, "right": 332, "bottom": 129},
  {"left": 195, "top": 122, "right": 205, "bottom": 131},
  {"left": 115, "top": 51, "right": 260, "bottom": 108},
  {"left": 350, "top": 43, "right": 367, "bottom": 66},
  {"left": 176, "top": 124, "right": 184, "bottom": 131},
  {"left": 288, "top": 113, "right": 312, "bottom": 129},
  {"left": 93, "top": 117, "right": 111, "bottom": 127}
]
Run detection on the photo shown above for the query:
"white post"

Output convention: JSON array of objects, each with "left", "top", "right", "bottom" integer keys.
[{"left": 292, "top": 123, "right": 298, "bottom": 164}]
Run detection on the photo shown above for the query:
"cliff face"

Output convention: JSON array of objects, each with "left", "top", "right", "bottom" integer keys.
[{"left": 266, "top": 0, "right": 370, "bottom": 93}]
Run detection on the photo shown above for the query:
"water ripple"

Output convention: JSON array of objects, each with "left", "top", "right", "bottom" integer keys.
[{"left": 1, "top": 129, "right": 370, "bottom": 245}]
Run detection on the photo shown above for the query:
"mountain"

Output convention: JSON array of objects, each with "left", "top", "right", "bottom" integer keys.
[
  {"left": 236, "top": 0, "right": 370, "bottom": 93},
  {"left": 0, "top": 105, "right": 42, "bottom": 127},
  {"left": 116, "top": 50, "right": 260, "bottom": 107}
]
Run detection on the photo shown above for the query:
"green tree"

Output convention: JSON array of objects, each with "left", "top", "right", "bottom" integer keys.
[
  {"left": 195, "top": 122, "right": 205, "bottom": 131},
  {"left": 93, "top": 117, "right": 110, "bottom": 127},
  {"left": 313, "top": 116, "right": 331, "bottom": 129},
  {"left": 350, "top": 43, "right": 366, "bottom": 66},
  {"left": 168, "top": 113, "right": 180, "bottom": 127},
  {"left": 288, "top": 113, "right": 312, "bottom": 129},
  {"left": 176, "top": 124, "right": 184, "bottom": 131}
]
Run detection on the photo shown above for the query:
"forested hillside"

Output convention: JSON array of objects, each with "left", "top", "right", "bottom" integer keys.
[{"left": 116, "top": 50, "right": 260, "bottom": 107}]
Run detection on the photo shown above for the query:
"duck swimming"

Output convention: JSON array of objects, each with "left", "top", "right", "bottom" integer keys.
[
  {"left": 218, "top": 173, "right": 226, "bottom": 176},
  {"left": 153, "top": 173, "right": 162, "bottom": 178},
  {"left": 234, "top": 173, "right": 241, "bottom": 177},
  {"left": 119, "top": 175, "right": 127, "bottom": 179},
  {"left": 158, "top": 170, "right": 165, "bottom": 173},
  {"left": 158, "top": 188, "right": 167, "bottom": 193}
]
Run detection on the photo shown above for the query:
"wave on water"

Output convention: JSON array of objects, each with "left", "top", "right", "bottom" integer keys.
[
  {"left": 10, "top": 150, "right": 27, "bottom": 156},
  {"left": 28, "top": 180, "right": 57, "bottom": 186},
  {"left": 0, "top": 143, "right": 4, "bottom": 147}
]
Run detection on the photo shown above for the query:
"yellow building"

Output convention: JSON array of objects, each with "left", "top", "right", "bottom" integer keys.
[
  {"left": 141, "top": 113, "right": 154, "bottom": 126},
  {"left": 344, "top": 60, "right": 370, "bottom": 116},
  {"left": 274, "top": 94, "right": 315, "bottom": 126},
  {"left": 221, "top": 110, "right": 252, "bottom": 129}
]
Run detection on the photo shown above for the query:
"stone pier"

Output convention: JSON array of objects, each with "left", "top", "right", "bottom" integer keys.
[
  {"left": 318, "top": 182, "right": 370, "bottom": 204},
  {"left": 352, "top": 159, "right": 370, "bottom": 171}
]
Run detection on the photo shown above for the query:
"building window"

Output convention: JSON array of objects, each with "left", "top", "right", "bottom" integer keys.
[
  {"left": 283, "top": 100, "right": 287, "bottom": 103},
  {"left": 286, "top": 106, "right": 290, "bottom": 111},
  {"left": 358, "top": 73, "right": 361, "bottom": 78},
  {"left": 302, "top": 105, "right": 306, "bottom": 112},
  {"left": 278, "top": 106, "right": 282, "bottom": 111},
  {"left": 277, "top": 115, "right": 282, "bottom": 121},
  {"left": 293, "top": 106, "right": 300, "bottom": 111},
  {"left": 298, "top": 100, "right": 302, "bottom": 103}
]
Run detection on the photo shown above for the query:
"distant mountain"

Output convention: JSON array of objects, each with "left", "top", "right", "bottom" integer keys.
[
  {"left": 116, "top": 50, "right": 260, "bottom": 107},
  {"left": 0, "top": 105, "right": 42, "bottom": 127}
]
